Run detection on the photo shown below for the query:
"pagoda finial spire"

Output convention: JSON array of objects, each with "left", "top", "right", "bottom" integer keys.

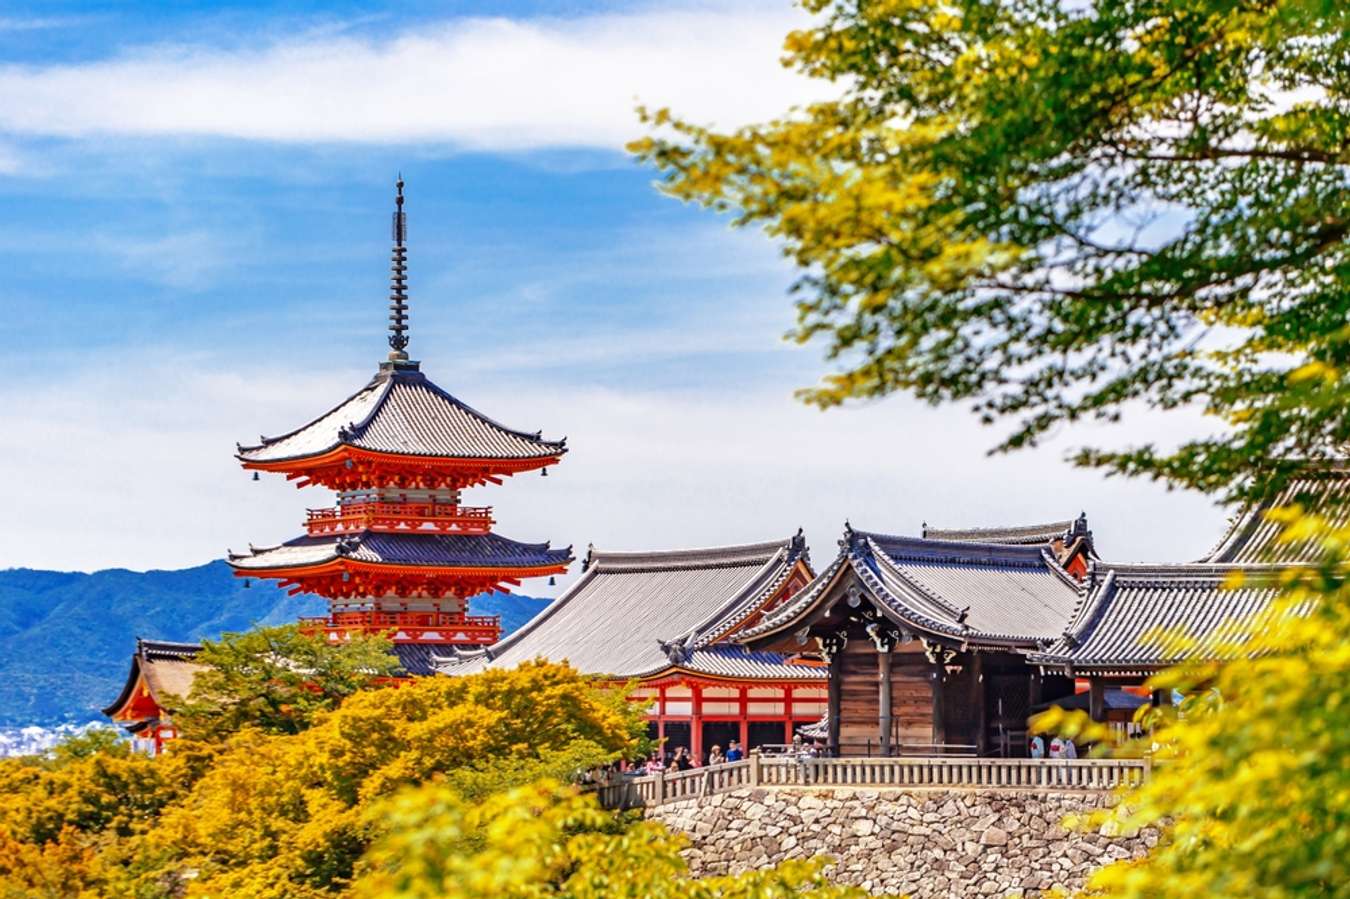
[{"left": 388, "top": 175, "right": 410, "bottom": 362}]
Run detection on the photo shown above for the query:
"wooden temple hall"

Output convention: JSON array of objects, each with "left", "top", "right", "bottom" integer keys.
[{"left": 105, "top": 180, "right": 1338, "bottom": 760}]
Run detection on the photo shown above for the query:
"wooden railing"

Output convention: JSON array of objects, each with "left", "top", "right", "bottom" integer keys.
[
  {"left": 594, "top": 754, "right": 1150, "bottom": 810},
  {"left": 306, "top": 502, "right": 494, "bottom": 536},
  {"left": 297, "top": 611, "right": 501, "bottom": 645}
]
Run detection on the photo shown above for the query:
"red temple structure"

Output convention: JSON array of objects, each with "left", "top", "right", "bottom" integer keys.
[{"left": 228, "top": 179, "right": 572, "bottom": 672}]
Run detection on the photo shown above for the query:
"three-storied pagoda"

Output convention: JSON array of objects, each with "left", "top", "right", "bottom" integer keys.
[{"left": 228, "top": 179, "right": 572, "bottom": 673}]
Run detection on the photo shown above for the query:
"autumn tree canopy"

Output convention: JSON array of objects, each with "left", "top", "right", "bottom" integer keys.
[
  {"left": 170, "top": 624, "right": 401, "bottom": 739},
  {"left": 633, "top": 0, "right": 1350, "bottom": 501}
]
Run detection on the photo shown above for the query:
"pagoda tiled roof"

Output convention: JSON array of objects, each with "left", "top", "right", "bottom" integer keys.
[
  {"left": 740, "top": 526, "right": 1084, "bottom": 647},
  {"left": 436, "top": 536, "right": 820, "bottom": 680},
  {"left": 237, "top": 364, "right": 565, "bottom": 464},
  {"left": 228, "top": 531, "right": 571, "bottom": 571},
  {"left": 1200, "top": 468, "right": 1350, "bottom": 564},
  {"left": 1027, "top": 562, "right": 1309, "bottom": 676}
]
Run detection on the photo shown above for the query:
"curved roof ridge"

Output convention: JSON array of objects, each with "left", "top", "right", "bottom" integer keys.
[
  {"left": 865, "top": 530, "right": 1050, "bottom": 566},
  {"left": 737, "top": 550, "right": 850, "bottom": 642},
  {"left": 438, "top": 538, "right": 803, "bottom": 678},
  {"left": 1095, "top": 560, "right": 1292, "bottom": 582},
  {"left": 237, "top": 371, "right": 389, "bottom": 455},
  {"left": 922, "top": 519, "right": 1072, "bottom": 544},
  {"left": 588, "top": 538, "right": 794, "bottom": 573},
  {"left": 1051, "top": 568, "right": 1118, "bottom": 652},
  {"left": 865, "top": 540, "right": 965, "bottom": 621},
  {"left": 668, "top": 546, "right": 792, "bottom": 651},
  {"left": 691, "top": 546, "right": 805, "bottom": 647}
]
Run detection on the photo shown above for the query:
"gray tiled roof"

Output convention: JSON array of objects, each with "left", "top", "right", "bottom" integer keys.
[
  {"left": 436, "top": 537, "right": 817, "bottom": 680},
  {"left": 229, "top": 531, "right": 571, "bottom": 571},
  {"left": 866, "top": 533, "right": 1083, "bottom": 642},
  {"left": 922, "top": 520, "right": 1075, "bottom": 545},
  {"left": 1201, "top": 470, "right": 1350, "bottom": 564},
  {"left": 1028, "top": 563, "right": 1304, "bottom": 674},
  {"left": 739, "top": 527, "right": 1083, "bottom": 646},
  {"left": 237, "top": 365, "right": 565, "bottom": 463}
]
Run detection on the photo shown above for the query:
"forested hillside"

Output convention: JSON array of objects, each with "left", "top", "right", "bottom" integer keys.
[{"left": 0, "top": 561, "right": 548, "bottom": 725}]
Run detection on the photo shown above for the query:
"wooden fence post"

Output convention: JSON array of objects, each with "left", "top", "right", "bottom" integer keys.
[
  {"left": 655, "top": 769, "right": 666, "bottom": 804},
  {"left": 749, "top": 749, "right": 762, "bottom": 786}
]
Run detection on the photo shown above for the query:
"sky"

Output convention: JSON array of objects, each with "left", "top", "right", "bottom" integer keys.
[{"left": 0, "top": 0, "right": 1232, "bottom": 582}]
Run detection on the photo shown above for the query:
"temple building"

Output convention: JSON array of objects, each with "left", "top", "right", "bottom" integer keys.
[
  {"left": 100, "top": 180, "right": 1346, "bottom": 758},
  {"left": 739, "top": 490, "right": 1337, "bottom": 757},
  {"left": 437, "top": 535, "right": 828, "bottom": 760},
  {"left": 227, "top": 179, "right": 571, "bottom": 674},
  {"left": 738, "top": 522, "right": 1087, "bottom": 756},
  {"left": 102, "top": 640, "right": 205, "bottom": 754}
]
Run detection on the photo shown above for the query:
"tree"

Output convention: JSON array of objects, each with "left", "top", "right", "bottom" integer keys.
[
  {"left": 633, "top": 1, "right": 1350, "bottom": 895},
  {"left": 354, "top": 780, "right": 874, "bottom": 899},
  {"left": 171, "top": 624, "right": 400, "bottom": 739},
  {"left": 632, "top": 0, "right": 1350, "bottom": 502}
]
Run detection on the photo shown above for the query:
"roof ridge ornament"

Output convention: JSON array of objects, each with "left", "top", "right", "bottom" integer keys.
[{"left": 387, "top": 175, "right": 411, "bottom": 364}]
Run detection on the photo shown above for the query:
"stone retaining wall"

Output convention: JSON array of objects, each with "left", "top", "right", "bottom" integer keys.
[{"left": 648, "top": 787, "right": 1155, "bottom": 897}]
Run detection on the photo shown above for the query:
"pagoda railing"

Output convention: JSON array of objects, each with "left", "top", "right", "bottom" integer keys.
[
  {"left": 299, "top": 610, "right": 501, "bottom": 645},
  {"left": 306, "top": 502, "right": 494, "bottom": 536}
]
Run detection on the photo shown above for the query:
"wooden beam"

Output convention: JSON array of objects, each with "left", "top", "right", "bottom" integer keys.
[
  {"left": 878, "top": 650, "right": 893, "bottom": 756},
  {"left": 827, "top": 651, "right": 842, "bottom": 756},
  {"left": 931, "top": 663, "right": 946, "bottom": 745},
  {"left": 1089, "top": 678, "right": 1106, "bottom": 722},
  {"left": 972, "top": 652, "right": 987, "bottom": 756}
]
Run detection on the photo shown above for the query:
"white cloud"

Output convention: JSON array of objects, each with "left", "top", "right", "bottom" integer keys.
[
  {"left": 94, "top": 230, "right": 244, "bottom": 291},
  {"left": 0, "top": 16, "right": 94, "bottom": 33},
  {"left": 0, "top": 141, "right": 21, "bottom": 175},
  {"left": 0, "top": 357, "right": 1229, "bottom": 578},
  {"left": 0, "top": 7, "right": 828, "bottom": 150}
]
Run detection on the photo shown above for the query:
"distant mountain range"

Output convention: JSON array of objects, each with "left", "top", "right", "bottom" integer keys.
[{"left": 0, "top": 561, "right": 549, "bottom": 727}]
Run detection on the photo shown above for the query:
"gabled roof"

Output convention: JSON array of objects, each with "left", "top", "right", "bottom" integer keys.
[
  {"left": 228, "top": 531, "right": 571, "bottom": 572},
  {"left": 103, "top": 639, "right": 205, "bottom": 718},
  {"left": 1201, "top": 469, "right": 1350, "bottom": 564},
  {"left": 1028, "top": 563, "right": 1305, "bottom": 675},
  {"left": 741, "top": 525, "right": 1084, "bottom": 647},
  {"left": 436, "top": 536, "right": 820, "bottom": 680},
  {"left": 237, "top": 364, "right": 566, "bottom": 465}
]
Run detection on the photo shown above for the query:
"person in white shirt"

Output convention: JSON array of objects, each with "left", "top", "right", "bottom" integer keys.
[{"left": 1029, "top": 735, "right": 1046, "bottom": 759}]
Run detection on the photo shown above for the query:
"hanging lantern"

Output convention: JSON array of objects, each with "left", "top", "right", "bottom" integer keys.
[
  {"left": 541, "top": 467, "right": 548, "bottom": 477},
  {"left": 251, "top": 471, "right": 260, "bottom": 482},
  {"left": 548, "top": 576, "right": 556, "bottom": 586},
  {"left": 243, "top": 579, "right": 251, "bottom": 589}
]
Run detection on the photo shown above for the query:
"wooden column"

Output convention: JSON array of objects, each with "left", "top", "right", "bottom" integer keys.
[
  {"left": 1029, "top": 667, "right": 1043, "bottom": 708},
  {"left": 878, "top": 650, "right": 893, "bottom": 756},
  {"left": 972, "top": 652, "right": 988, "bottom": 756},
  {"left": 931, "top": 663, "right": 946, "bottom": 746},
  {"left": 827, "top": 651, "right": 843, "bottom": 756},
  {"left": 1151, "top": 688, "right": 1172, "bottom": 707},
  {"left": 691, "top": 683, "right": 704, "bottom": 764},
  {"left": 740, "top": 686, "right": 750, "bottom": 749},
  {"left": 657, "top": 685, "right": 666, "bottom": 752},
  {"left": 1088, "top": 678, "right": 1106, "bottom": 722}
]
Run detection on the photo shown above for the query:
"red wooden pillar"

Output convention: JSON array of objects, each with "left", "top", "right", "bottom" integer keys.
[
  {"left": 739, "top": 686, "right": 749, "bottom": 748},
  {"left": 657, "top": 685, "right": 667, "bottom": 752},
  {"left": 783, "top": 685, "right": 794, "bottom": 742},
  {"left": 690, "top": 682, "right": 704, "bottom": 764}
]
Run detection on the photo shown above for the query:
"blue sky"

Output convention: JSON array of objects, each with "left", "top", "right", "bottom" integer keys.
[{"left": 0, "top": 1, "right": 1230, "bottom": 577}]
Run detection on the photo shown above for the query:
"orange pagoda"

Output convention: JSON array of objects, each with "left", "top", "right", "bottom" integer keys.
[{"left": 229, "top": 179, "right": 572, "bottom": 673}]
